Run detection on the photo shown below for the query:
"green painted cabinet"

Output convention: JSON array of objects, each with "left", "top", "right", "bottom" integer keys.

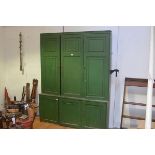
[
  {"left": 40, "top": 31, "right": 111, "bottom": 128},
  {"left": 39, "top": 94, "right": 59, "bottom": 123}
]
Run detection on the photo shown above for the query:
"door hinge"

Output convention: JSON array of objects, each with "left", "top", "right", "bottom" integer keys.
[{"left": 110, "top": 69, "right": 119, "bottom": 77}]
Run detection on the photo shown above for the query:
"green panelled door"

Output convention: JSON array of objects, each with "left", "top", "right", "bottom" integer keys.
[
  {"left": 84, "top": 32, "right": 111, "bottom": 100},
  {"left": 61, "top": 33, "right": 83, "bottom": 97},
  {"left": 39, "top": 94, "right": 59, "bottom": 123},
  {"left": 41, "top": 34, "right": 60, "bottom": 95}
]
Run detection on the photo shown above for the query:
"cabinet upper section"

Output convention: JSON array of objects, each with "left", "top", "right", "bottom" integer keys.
[
  {"left": 40, "top": 31, "right": 111, "bottom": 101},
  {"left": 40, "top": 34, "right": 60, "bottom": 55}
]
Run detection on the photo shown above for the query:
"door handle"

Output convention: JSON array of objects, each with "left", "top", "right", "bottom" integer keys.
[{"left": 110, "top": 69, "right": 119, "bottom": 77}]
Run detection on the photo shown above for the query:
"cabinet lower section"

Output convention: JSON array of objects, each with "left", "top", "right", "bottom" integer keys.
[{"left": 39, "top": 94, "right": 108, "bottom": 128}]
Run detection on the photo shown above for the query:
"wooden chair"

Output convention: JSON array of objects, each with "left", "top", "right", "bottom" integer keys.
[{"left": 16, "top": 106, "right": 36, "bottom": 129}]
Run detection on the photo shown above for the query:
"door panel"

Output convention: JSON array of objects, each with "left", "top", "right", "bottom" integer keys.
[
  {"left": 82, "top": 101, "right": 107, "bottom": 128},
  {"left": 63, "top": 57, "right": 81, "bottom": 96},
  {"left": 43, "top": 39, "right": 57, "bottom": 52},
  {"left": 41, "top": 56, "right": 59, "bottom": 94},
  {"left": 39, "top": 94, "right": 59, "bottom": 123},
  {"left": 63, "top": 38, "right": 80, "bottom": 53},
  {"left": 88, "top": 38, "right": 106, "bottom": 52},
  {"left": 59, "top": 98, "right": 81, "bottom": 127},
  {"left": 61, "top": 33, "right": 83, "bottom": 97},
  {"left": 41, "top": 34, "right": 60, "bottom": 94},
  {"left": 86, "top": 57, "right": 104, "bottom": 97}
]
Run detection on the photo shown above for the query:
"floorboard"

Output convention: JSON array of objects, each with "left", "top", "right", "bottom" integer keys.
[{"left": 33, "top": 117, "right": 71, "bottom": 129}]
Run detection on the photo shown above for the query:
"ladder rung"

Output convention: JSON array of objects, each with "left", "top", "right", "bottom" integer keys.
[
  {"left": 124, "top": 101, "right": 155, "bottom": 107},
  {"left": 126, "top": 81, "right": 147, "bottom": 87},
  {"left": 123, "top": 115, "right": 155, "bottom": 122},
  {"left": 125, "top": 78, "right": 155, "bottom": 88}
]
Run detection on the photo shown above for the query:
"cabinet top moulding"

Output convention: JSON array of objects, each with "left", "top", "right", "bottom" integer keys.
[{"left": 40, "top": 30, "right": 111, "bottom": 35}]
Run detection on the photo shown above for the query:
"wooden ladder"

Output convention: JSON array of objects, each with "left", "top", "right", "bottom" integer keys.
[{"left": 120, "top": 77, "right": 155, "bottom": 129}]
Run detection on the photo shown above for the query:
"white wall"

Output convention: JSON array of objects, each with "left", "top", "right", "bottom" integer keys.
[
  {"left": 3, "top": 26, "right": 63, "bottom": 101},
  {"left": 1, "top": 26, "right": 152, "bottom": 128},
  {"left": 0, "top": 27, "right": 5, "bottom": 109},
  {"left": 114, "top": 26, "right": 152, "bottom": 128}
]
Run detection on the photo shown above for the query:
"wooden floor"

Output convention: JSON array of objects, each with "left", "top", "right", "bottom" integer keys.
[{"left": 33, "top": 117, "right": 71, "bottom": 129}]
